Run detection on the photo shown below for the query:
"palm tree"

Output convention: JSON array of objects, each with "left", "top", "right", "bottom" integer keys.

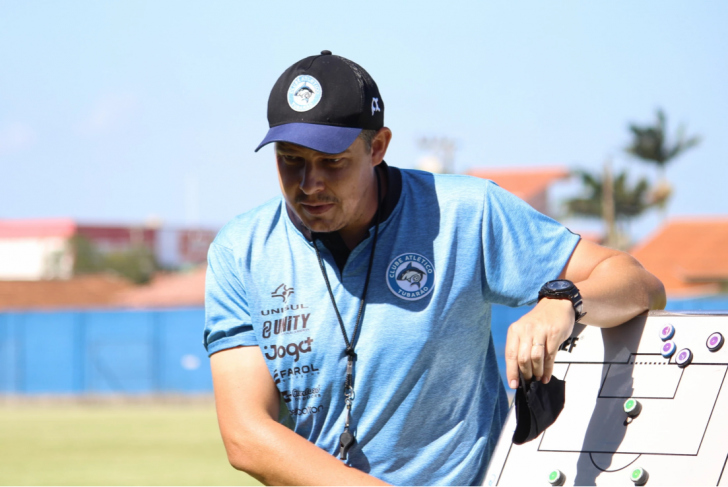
[
  {"left": 625, "top": 109, "right": 700, "bottom": 223},
  {"left": 626, "top": 108, "right": 701, "bottom": 181},
  {"left": 565, "top": 165, "right": 666, "bottom": 249}
]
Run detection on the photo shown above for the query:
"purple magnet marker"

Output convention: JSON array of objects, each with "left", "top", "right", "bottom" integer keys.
[
  {"left": 661, "top": 340, "right": 677, "bottom": 358},
  {"left": 707, "top": 332, "right": 724, "bottom": 352},
  {"left": 659, "top": 324, "right": 675, "bottom": 341},
  {"left": 676, "top": 348, "right": 693, "bottom": 368}
]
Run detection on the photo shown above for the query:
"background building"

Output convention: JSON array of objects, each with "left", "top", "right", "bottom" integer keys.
[
  {"left": 467, "top": 166, "right": 571, "bottom": 217},
  {"left": 0, "top": 218, "right": 217, "bottom": 281}
]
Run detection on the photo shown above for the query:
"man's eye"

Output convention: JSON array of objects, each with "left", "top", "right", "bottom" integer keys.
[
  {"left": 281, "top": 155, "right": 304, "bottom": 164},
  {"left": 323, "top": 158, "right": 342, "bottom": 165}
]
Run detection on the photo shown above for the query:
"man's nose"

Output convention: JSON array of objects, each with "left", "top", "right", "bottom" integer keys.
[{"left": 299, "top": 162, "right": 324, "bottom": 195}]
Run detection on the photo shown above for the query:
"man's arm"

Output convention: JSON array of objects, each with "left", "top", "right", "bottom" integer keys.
[
  {"left": 211, "top": 345, "right": 388, "bottom": 486},
  {"left": 505, "top": 239, "right": 666, "bottom": 388}
]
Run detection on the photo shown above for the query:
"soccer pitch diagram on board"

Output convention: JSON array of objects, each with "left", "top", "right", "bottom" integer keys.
[{"left": 483, "top": 311, "right": 728, "bottom": 486}]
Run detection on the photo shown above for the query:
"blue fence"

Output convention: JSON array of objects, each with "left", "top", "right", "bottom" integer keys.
[
  {"left": 1, "top": 297, "right": 727, "bottom": 394},
  {"left": 0, "top": 309, "right": 210, "bottom": 394}
]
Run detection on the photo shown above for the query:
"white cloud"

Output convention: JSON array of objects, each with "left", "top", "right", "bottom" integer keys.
[{"left": 0, "top": 123, "right": 36, "bottom": 155}]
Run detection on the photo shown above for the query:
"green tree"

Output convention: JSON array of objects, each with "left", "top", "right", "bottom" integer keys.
[
  {"left": 70, "top": 235, "right": 105, "bottom": 274},
  {"left": 71, "top": 236, "right": 158, "bottom": 285},
  {"left": 103, "top": 245, "right": 158, "bottom": 285},
  {"left": 625, "top": 109, "right": 700, "bottom": 222},
  {"left": 626, "top": 109, "right": 701, "bottom": 176},
  {"left": 565, "top": 165, "right": 666, "bottom": 248},
  {"left": 566, "top": 169, "right": 653, "bottom": 218}
]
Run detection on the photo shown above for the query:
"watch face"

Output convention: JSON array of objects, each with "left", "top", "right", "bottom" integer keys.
[{"left": 548, "top": 280, "right": 573, "bottom": 291}]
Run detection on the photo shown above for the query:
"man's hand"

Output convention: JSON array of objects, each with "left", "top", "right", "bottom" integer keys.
[
  {"left": 505, "top": 298, "right": 575, "bottom": 389},
  {"left": 504, "top": 239, "right": 666, "bottom": 390}
]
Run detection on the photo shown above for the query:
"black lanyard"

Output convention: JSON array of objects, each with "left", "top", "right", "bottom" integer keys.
[{"left": 312, "top": 169, "right": 381, "bottom": 461}]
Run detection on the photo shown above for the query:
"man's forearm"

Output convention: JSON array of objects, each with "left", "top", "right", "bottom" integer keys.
[
  {"left": 576, "top": 254, "right": 666, "bottom": 328},
  {"left": 211, "top": 346, "right": 389, "bottom": 486},
  {"left": 506, "top": 242, "right": 666, "bottom": 387},
  {"left": 221, "top": 409, "right": 388, "bottom": 486}
]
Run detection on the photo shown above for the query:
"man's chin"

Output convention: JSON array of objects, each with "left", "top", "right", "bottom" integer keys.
[
  {"left": 301, "top": 219, "right": 343, "bottom": 234},
  {"left": 286, "top": 203, "right": 343, "bottom": 234}
]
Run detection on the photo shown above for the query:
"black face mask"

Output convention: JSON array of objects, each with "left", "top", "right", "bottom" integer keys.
[{"left": 512, "top": 372, "right": 566, "bottom": 445}]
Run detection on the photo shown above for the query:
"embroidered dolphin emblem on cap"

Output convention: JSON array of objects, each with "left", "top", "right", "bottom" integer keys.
[
  {"left": 295, "top": 87, "right": 314, "bottom": 104},
  {"left": 396, "top": 262, "right": 426, "bottom": 288}
]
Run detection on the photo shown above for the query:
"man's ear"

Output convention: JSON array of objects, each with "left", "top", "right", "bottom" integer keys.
[{"left": 371, "top": 127, "right": 392, "bottom": 166}]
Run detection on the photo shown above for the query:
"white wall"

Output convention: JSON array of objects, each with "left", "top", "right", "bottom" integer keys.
[{"left": 0, "top": 237, "right": 73, "bottom": 280}]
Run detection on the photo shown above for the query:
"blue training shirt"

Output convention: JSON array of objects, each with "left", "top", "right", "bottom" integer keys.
[{"left": 204, "top": 168, "right": 580, "bottom": 485}]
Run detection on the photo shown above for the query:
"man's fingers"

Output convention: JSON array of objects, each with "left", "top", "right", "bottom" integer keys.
[
  {"left": 542, "top": 346, "right": 558, "bottom": 383},
  {"left": 530, "top": 342, "right": 546, "bottom": 380},
  {"left": 505, "top": 331, "right": 521, "bottom": 390},
  {"left": 542, "top": 330, "right": 568, "bottom": 383},
  {"left": 517, "top": 340, "right": 534, "bottom": 383}
]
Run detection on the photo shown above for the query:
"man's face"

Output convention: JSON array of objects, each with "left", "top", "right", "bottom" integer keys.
[{"left": 275, "top": 137, "right": 377, "bottom": 235}]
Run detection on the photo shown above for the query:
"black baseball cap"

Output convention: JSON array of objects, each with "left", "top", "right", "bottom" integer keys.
[{"left": 255, "top": 50, "right": 384, "bottom": 154}]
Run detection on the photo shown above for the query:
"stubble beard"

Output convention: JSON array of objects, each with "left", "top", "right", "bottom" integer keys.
[
  {"left": 293, "top": 193, "right": 345, "bottom": 234},
  {"left": 297, "top": 209, "right": 345, "bottom": 234},
  {"left": 286, "top": 201, "right": 346, "bottom": 236}
]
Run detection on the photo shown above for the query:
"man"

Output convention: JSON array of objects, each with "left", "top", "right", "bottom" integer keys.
[{"left": 204, "top": 51, "right": 666, "bottom": 486}]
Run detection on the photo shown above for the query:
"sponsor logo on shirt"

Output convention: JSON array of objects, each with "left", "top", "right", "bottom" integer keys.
[
  {"left": 386, "top": 253, "right": 435, "bottom": 301},
  {"left": 261, "top": 303, "right": 308, "bottom": 316},
  {"left": 271, "top": 283, "right": 294, "bottom": 303},
  {"left": 288, "top": 405, "right": 325, "bottom": 417},
  {"left": 262, "top": 313, "right": 311, "bottom": 338},
  {"left": 273, "top": 363, "right": 322, "bottom": 386},
  {"left": 274, "top": 369, "right": 322, "bottom": 403},
  {"left": 292, "top": 384, "right": 322, "bottom": 401},
  {"left": 263, "top": 337, "right": 314, "bottom": 362}
]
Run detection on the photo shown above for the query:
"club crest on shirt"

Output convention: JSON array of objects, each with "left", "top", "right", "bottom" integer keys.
[
  {"left": 287, "top": 75, "right": 322, "bottom": 112},
  {"left": 386, "top": 253, "right": 435, "bottom": 301}
]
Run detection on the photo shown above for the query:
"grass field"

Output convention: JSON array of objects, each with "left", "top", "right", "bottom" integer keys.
[{"left": 0, "top": 399, "right": 261, "bottom": 486}]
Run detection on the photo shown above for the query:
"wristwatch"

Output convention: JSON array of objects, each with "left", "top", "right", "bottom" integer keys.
[{"left": 538, "top": 279, "right": 586, "bottom": 323}]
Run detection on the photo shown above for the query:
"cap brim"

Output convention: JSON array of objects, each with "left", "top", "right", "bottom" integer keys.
[{"left": 255, "top": 123, "right": 362, "bottom": 154}]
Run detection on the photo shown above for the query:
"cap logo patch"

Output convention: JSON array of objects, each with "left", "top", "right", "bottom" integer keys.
[
  {"left": 287, "top": 75, "right": 322, "bottom": 112},
  {"left": 386, "top": 253, "right": 435, "bottom": 301},
  {"left": 371, "top": 97, "right": 381, "bottom": 116}
]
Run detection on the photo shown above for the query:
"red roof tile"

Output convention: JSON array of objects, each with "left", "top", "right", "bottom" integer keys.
[
  {"left": 630, "top": 217, "right": 728, "bottom": 297},
  {"left": 113, "top": 267, "right": 206, "bottom": 309},
  {"left": 466, "top": 166, "right": 570, "bottom": 202},
  {"left": 0, "top": 275, "right": 134, "bottom": 311},
  {"left": 0, "top": 218, "right": 77, "bottom": 238}
]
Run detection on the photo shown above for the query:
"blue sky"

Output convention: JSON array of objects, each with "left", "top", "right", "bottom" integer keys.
[{"left": 1, "top": 1, "right": 726, "bottom": 241}]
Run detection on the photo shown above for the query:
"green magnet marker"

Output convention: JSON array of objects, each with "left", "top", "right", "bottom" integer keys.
[
  {"left": 547, "top": 469, "right": 565, "bottom": 486},
  {"left": 631, "top": 467, "right": 649, "bottom": 485},
  {"left": 624, "top": 398, "right": 642, "bottom": 418}
]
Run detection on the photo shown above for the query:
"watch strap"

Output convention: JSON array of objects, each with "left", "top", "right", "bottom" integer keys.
[{"left": 538, "top": 280, "right": 586, "bottom": 323}]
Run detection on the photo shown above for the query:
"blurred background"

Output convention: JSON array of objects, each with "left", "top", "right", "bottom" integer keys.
[{"left": 1, "top": 0, "right": 727, "bottom": 484}]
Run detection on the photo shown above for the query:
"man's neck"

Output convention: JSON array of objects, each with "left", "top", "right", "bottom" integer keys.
[{"left": 338, "top": 165, "right": 387, "bottom": 249}]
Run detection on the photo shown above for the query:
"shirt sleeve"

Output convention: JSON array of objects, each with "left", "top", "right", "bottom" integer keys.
[
  {"left": 204, "top": 241, "right": 258, "bottom": 355},
  {"left": 481, "top": 181, "right": 581, "bottom": 307}
]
